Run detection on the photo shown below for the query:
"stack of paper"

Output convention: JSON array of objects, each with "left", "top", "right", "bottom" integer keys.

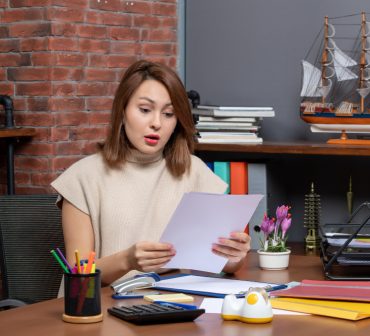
[{"left": 270, "top": 279, "right": 370, "bottom": 320}]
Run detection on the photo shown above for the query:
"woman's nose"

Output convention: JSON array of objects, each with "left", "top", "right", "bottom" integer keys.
[{"left": 150, "top": 112, "right": 161, "bottom": 129}]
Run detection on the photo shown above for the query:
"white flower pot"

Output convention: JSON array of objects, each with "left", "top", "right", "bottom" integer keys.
[{"left": 257, "top": 249, "right": 291, "bottom": 270}]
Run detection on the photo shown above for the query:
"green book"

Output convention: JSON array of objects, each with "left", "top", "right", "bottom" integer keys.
[{"left": 213, "top": 162, "right": 230, "bottom": 193}]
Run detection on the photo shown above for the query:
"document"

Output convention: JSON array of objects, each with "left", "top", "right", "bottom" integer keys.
[{"left": 159, "top": 192, "right": 263, "bottom": 273}]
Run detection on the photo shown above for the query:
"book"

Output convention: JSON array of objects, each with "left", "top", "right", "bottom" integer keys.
[
  {"left": 197, "top": 138, "right": 263, "bottom": 144},
  {"left": 230, "top": 162, "right": 249, "bottom": 233},
  {"left": 213, "top": 162, "right": 230, "bottom": 193},
  {"left": 197, "top": 132, "right": 258, "bottom": 139},
  {"left": 198, "top": 116, "right": 259, "bottom": 123},
  {"left": 196, "top": 125, "right": 260, "bottom": 131},
  {"left": 196, "top": 121, "right": 254, "bottom": 127},
  {"left": 270, "top": 297, "right": 370, "bottom": 321},
  {"left": 193, "top": 106, "right": 275, "bottom": 118},
  {"left": 271, "top": 279, "right": 370, "bottom": 302},
  {"left": 197, "top": 105, "right": 274, "bottom": 111},
  {"left": 247, "top": 163, "right": 268, "bottom": 250}
]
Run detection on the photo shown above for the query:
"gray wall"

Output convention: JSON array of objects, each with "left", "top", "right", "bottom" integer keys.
[{"left": 185, "top": 0, "right": 370, "bottom": 142}]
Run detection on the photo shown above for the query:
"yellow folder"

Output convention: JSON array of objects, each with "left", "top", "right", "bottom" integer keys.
[{"left": 270, "top": 297, "right": 370, "bottom": 321}]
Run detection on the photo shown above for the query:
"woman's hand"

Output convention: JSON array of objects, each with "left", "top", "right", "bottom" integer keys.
[
  {"left": 212, "top": 231, "right": 251, "bottom": 273},
  {"left": 126, "top": 241, "right": 176, "bottom": 273}
]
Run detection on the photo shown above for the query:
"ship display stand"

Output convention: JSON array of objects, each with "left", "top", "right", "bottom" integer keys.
[{"left": 320, "top": 202, "right": 370, "bottom": 280}]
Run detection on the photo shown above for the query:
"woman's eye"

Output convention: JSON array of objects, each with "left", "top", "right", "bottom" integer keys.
[
  {"left": 163, "top": 111, "right": 174, "bottom": 118},
  {"left": 139, "top": 107, "right": 150, "bottom": 113}
]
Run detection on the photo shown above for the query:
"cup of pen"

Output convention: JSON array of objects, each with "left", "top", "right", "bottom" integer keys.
[{"left": 62, "top": 269, "right": 103, "bottom": 323}]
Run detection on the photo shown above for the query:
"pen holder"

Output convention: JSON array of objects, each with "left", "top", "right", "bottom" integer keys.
[{"left": 63, "top": 270, "right": 103, "bottom": 323}]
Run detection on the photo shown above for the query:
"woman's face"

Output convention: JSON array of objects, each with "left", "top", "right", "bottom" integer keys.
[{"left": 124, "top": 79, "right": 177, "bottom": 156}]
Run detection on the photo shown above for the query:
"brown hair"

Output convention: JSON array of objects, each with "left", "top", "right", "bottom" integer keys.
[{"left": 101, "top": 60, "right": 196, "bottom": 177}]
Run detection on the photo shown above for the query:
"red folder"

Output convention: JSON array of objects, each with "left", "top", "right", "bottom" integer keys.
[{"left": 271, "top": 279, "right": 370, "bottom": 302}]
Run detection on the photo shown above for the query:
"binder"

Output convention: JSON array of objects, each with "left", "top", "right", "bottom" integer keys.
[{"left": 213, "top": 162, "right": 230, "bottom": 193}]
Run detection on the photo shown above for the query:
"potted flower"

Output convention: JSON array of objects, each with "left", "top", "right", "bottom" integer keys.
[{"left": 254, "top": 205, "right": 292, "bottom": 270}]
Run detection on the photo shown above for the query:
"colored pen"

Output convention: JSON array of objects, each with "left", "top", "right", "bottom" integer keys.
[
  {"left": 75, "top": 249, "right": 81, "bottom": 274},
  {"left": 50, "top": 249, "right": 69, "bottom": 273},
  {"left": 85, "top": 251, "right": 96, "bottom": 274},
  {"left": 56, "top": 247, "right": 73, "bottom": 273}
]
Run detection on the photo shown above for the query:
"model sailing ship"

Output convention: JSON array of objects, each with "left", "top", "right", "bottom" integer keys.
[{"left": 300, "top": 12, "right": 370, "bottom": 143}]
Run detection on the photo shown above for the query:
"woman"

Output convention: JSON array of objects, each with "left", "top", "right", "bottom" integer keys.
[{"left": 51, "top": 60, "right": 250, "bottom": 286}]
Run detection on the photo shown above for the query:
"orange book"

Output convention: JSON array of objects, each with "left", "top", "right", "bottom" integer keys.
[{"left": 230, "top": 162, "right": 249, "bottom": 233}]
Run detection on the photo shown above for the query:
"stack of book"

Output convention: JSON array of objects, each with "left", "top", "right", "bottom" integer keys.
[{"left": 192, "top": 105, "right": 275, "bottom": 144}]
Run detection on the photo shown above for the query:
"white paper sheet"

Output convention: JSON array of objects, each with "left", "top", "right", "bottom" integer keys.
[{"left": 159, "top": 192, "right": 263, "bottom": 273}]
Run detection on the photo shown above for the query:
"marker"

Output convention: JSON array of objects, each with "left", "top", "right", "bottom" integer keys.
[
  {"left": 50, "top": 249, "right": 69, "bottom": 273},
  {"left": 56, "top": 247, "right": 73, "bottom": 273},
  {"left": 75, "top": 250, "right": 81, "bottom": 274},
  {"left": 85, "top": 251, "right": 96, "bottom": 274}
]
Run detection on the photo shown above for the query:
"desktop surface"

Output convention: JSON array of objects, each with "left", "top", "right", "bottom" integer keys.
[{"left": 1, "top": 250, "right": 370, "bottom": 336}]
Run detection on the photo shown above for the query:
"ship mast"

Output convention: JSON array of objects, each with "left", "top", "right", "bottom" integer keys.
[
  {"left": 359, "top": 12, "right": 367, "bottom": 113},
  {"left": 321, "top": 16, "right": 329, "bottom": 105}
]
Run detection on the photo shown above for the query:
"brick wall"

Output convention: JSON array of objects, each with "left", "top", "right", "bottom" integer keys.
[{"left": 0, "top": 0, "right": 178, "bottom": 194}]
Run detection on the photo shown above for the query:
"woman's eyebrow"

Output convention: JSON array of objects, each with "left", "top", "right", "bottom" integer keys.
[{"left": 138, "top": 97, "right": 173, "bottom": 108}]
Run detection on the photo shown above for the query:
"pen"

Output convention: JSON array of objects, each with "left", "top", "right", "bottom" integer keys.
[
  {"left": 236, "top": 284, "right": 288, "bottom": 297},
  {"left": 75, "top": 249, "right": 81, "bottom": 274},
  {"left": 50, "top": 249, "right": 69, "bottom": 273},
  {"left": 56, "top": 247, "right": 73, "bottom": 273}
]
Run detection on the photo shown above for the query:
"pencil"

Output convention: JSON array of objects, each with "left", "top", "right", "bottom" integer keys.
[
  {"left": 75, "top": 249, "right": 82, "bottom": 274},
  {"left": 50, "top": 249, "right": 69, "bottom": 273}
]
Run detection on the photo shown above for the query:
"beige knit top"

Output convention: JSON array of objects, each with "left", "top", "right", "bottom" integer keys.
[{"left": 51, "top": 151, "right": 227, "bottom": 261}]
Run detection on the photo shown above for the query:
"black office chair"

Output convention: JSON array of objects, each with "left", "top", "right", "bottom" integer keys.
[{"left": 0, "top": 194, "right": 65, "bottom": 309}]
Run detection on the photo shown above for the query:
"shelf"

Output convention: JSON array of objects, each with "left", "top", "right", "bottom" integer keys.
[
  {"left": 195, "top": 141, "right": 370, "bottom": 157},
  {"left": 0, "top": 127, "right": 36, "bottom": 138}
]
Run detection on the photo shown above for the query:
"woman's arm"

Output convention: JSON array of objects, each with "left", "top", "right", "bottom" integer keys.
[{"left": 62, "top": 199, "right": 176, "bottom": 285}]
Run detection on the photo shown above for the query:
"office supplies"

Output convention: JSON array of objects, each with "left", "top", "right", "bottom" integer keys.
[
  {"left": 222, "top": 288, "right": 273, "bottom": 323},
  {"left": 50, "top": 249, "right": 69, "bottom": 274},
  {"left": 107, "top": 302, "right": 205, "bottom": 325},
  {"left": 159, "top": 192, "right": 263, "bottom": 273},
  {"left": 111, "top": 272, "right": 160, "bottom": 298},
  {"left": 75, "top": 250, "right": 81, "bottom": 274},
  {"left": 112, "top": 291, "right": 160, "bottom": 300},
  {"left": 85, "top": 251, "right": 96, "bottom": 274},
  {"left": 56, "top": 247, "right": 73, "bottom": 273},
  {"left": 154, "top": 274, "right": 277, "bottom": 298},
  {"left": 144, "top": 293, "right": 194, "bottom": 303},
  {"left": 270, "top": 297, "right": 370, "bottom": 321}
]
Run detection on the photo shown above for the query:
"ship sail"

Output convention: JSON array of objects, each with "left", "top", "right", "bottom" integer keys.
[
  {"left": 357, "top": 21, "right": 370, "bottom": 99},
  {"left": 330, "top": 41, "right": 358, "bottom": 81}
]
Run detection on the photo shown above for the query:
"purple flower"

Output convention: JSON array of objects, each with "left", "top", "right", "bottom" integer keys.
[
  {"left": 281, "top": 215, "right": 292, "bottom": 238},
  {"left": 276, "top": 205, "right": 289, "bottom": 221},
  {"left": 260, "top": 214, "right": 275, "bottom": 238}
]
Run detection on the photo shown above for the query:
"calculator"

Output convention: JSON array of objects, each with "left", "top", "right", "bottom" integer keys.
[{"left": 107, "top": 302, "right": 205, "bottom": 325}]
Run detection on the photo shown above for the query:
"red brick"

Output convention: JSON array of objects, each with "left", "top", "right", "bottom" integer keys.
[
  {"left": 27, "top": 97, "right": 49, "bottom": 111},
  {"left": 46, "top": 7, "right": 84, "bottom": 22},
  {"left": 0, "top": 39, "right": 20, "bottom": 52},
  {"left": 10, "top": 0, "right": 52, "bottom": 7},
  {"left": 152, "top": 2, "right": 177, "bottom": 16},
  {"left": 50, "top": 68, "right": 83, "bottom": 81},
  {"left": 110, "top": 41, "right": 141, "bottom": 54},
  {"left": 20, "top": 37, "right": 48, "bottom": 51},
  {"left": 77, "top": 25, "right": 107, "bottom": 39},
  {"left": 16, "top": 82, "right": 52, "bottom": 96},
  {"left": 142, "top": 43, "right": 173, "bottom": 55},
  {"left": 79, "top": 39, "right": 110, "bottom": 53},
  {"left": 77, "top": 82, "right": 108, "bottom": 96},
  {"left": 71, "top": 126, "right": 107, "bottom": 140},
  {"left": 0, "top": 54, "right": 25, "bottom": 66},
  {"left": 9, "top": 22, "right": 51, "bottom": 37},
  {"left": 110, "top": 27, "right": 140, "bottom": 41},
  {"left": 84, "top": 68, "right": 116, "bottom": 82},
  {"left": 2, "top": 8, "right": 46, "bottom": 23},
  {"left": 56, "top": 141, "right": 87, "bottom": 155},
  {"left": 0, "top": 26, "right": 9, "bottom": 38},
  {"left": 133, "top": 15, "right": 161, "bottom": 28},
  {"left": 31, "top": 53, "right": 55, "bottom": 66},
  {"left": 50, "top": 156, "right": 82, "bottom": 171},
  {"left": 13, "top": 97, "right": 27, "bottom": 111},
  {"left": 91, "top": 0, "right": 151, "bottom": 14},
  {"left": 56, "top": 53, "right": 86, "bottom": 66},
  {"left": 8, "top": 67, "right": 50, "bottom": 81},
  {"left": 55, "top": 112, "right": 89, "bottom": 126},
  {"left": 48, "top": 37, "right": 79, "bottom": 51},
  {"left": 50, "top": 0, "right": 87, "bottom": 8},
  {"left": 31, "top": 172, "right": 56, "bottom": 186},
  {"left": 86, "top": 97, "right": 113, "bottom": 111},
  {"left": 88, "top": 112, "right": 111, "bottom": 125},
  {"left": 147, "top": 29, "right": 176, "bottom": 42},
  {"left": 0, "top": 68, "right": 5, "bottom": 80},
  {"left": 51, "top": 22, "right": 77, "bottom": 37},
  {"left": 53, "top": 83, "right": 76, "bottom": 96},
  {"left": 16, "top": 112, "right": 53, "bottom": 126},
  {"left": 16, "top": 142, "right": 55, "bottom": 156},
  {"left": 49, "top": 98, "right": 84, "bottom": 112},
  {"left": 86, "top": 11, "right": 132, "bottom": 26},
  {"left": 161, "top": 17, "right": 177, "bottom": 29},
  {"left": 15, "top": 171, "right": 31, "bottom": 184},
  {"left": 15, "top": 156, "right": 49, "bottom": 170},
  {"left": 50, "top": 127, "right": 69, "bottom": 142},
  {"left": 0, "top": 83, "right": 15, "bottom": 96}
]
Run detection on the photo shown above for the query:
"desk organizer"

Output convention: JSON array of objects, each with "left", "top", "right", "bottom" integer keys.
[{"left": 320, "top": 202, "right": 370, "bottom": 280}]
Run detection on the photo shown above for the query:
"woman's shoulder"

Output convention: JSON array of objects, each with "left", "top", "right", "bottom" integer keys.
[{"left": 68, "top": 153, "right": 105, "bottom": 171}]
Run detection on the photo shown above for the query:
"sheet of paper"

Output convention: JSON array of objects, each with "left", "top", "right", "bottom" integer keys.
[
  {"left": 155, "top": 275, "right": 273, "bottom": 296},
  {"left": 160, "top": 192, "right": 263, "bottom": 273},
  {"left": 199, "top": 298, "right": 308, "bottom": 315}
]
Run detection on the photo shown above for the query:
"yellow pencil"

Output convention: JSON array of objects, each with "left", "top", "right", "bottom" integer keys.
[{"left": 75, "top": 249, "right": 82, "bottom": 274}]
